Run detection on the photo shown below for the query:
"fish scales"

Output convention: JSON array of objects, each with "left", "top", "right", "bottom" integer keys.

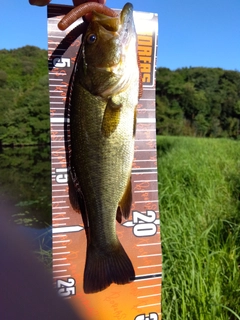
[
  {"left": 68, "top": 2, "right": 140, "bottom": 293},
  {"left": 71, "top": 84, "right": 135, "bottom": 240}
]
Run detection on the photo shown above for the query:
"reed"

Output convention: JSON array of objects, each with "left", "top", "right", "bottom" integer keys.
[{"left": 157, "top": 136, "right": 240, "bottom": 320}]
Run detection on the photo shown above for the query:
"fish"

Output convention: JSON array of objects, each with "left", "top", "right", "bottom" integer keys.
[{"left": 61, "top": 2, "right": 141, "bottom": 293}]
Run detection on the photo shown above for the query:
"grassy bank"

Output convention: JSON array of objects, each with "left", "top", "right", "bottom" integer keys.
[{"left": 157, "top": 136, "right": 240, "bottom": 319}]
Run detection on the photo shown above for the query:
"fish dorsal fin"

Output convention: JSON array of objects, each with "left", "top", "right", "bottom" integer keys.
[
  {"left": 101, "top": 98, "right": 122, "bottom": 138},
  {"left": 117, "top": 177, "right": 132, "bottom": 222}
]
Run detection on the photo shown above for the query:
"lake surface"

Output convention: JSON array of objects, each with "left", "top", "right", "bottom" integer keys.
[{"left": 0, "top": 146, "right": 52, "bottom": 258}]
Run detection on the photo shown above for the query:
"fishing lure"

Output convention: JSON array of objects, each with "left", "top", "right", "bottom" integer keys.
[{"left": 58, "top": 2, "right": 118, "bottom": 29}]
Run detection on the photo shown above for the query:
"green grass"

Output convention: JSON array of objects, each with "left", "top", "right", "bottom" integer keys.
[
  {"left": 157, "top": 136, "right": 240, "bottom": 320},
  {"left": 33, "top": 227, "right": 52, "bottom": 270}
]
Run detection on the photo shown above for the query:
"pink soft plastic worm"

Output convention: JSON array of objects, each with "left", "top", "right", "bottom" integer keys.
[{"left": 58, "top": 2, "right": 118, "bottom": 30}]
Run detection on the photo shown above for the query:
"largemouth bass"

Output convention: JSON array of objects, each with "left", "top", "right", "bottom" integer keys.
[{"left": 66, "top": 2, "right": 141, "bottom": 294}]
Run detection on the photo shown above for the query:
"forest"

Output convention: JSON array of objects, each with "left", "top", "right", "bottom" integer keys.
[
  {"left": 156, "top": 67, "right": 240, "bottom": 138},
  {"left": 0, "top": 45, "right": 240, "bottom": 145},
  {"left": 0, "top": 46, "right": 49, "bottom": 146}
]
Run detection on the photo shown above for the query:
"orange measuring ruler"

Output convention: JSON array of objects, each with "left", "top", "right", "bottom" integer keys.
[{"left": 48, "top": 4, "right": 161, "bottom": 319}]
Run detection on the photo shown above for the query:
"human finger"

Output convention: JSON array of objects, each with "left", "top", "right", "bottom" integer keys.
[
  {"left": 29, "top": 0, "right": 106, "bottom": 6},
  {"left": 73, "top": 0, "right": 106, "bottom": 5},
  {"left": 29, "top": 0, "right": 51, "bottom": 5}
]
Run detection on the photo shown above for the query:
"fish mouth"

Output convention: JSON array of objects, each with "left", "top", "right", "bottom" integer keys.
[
  {"left": 93, "top": 3, "right": 135, "bottom": 72},
  {"left": 96, "top": 3, "right": 137, "bottom": 98},
  {"left": 118, "top": 3, "right": 135, "bottom": 64},
  {"left": 91, "top": 9, "right": 119, "bottom": 32},
  {"left": 91, "top": 2, "right": 134, "bottom": 33},
  {"left": 120, "top": 3, "right": 134, "bottom": 37}
]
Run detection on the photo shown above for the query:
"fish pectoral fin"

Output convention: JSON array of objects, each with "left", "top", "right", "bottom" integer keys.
[
  {"left": 101, "top": 98, "right": 122, "bottom": 138},
  {"left": 117, "top": 177, "right": 132, "bottom": 221}
]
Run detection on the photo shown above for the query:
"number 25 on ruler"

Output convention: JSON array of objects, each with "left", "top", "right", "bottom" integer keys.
[
  {"left": 56, "top": 278, "right": 76, "bottom": 297},
  {"left": 135, "top": 312, "right": 159, "bottom": 320}
]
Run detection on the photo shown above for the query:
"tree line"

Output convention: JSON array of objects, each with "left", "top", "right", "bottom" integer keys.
[
  {"left": 0, "top": 46, "right": 239, "bottom": 145},
  {"left": 0, "top": 46, "right": 49, "bottom": 146},
  {"left": 156, "top": 67, "right": 240, "bottom": 138}
]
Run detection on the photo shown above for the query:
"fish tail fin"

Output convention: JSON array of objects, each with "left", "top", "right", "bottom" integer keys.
[{"left": 83, "top": 241, "right": 135, "bottom": 294}]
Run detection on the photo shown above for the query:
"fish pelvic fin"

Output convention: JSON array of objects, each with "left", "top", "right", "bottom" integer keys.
[
  {"left": 101, "top": 98, "right": 121, "bottom": 138},
  {"left": 83, "top": 241, "right": 135, "bottom": 294},
  {"left": 116, "top": 177, "right": 132, "bottom": 223}
]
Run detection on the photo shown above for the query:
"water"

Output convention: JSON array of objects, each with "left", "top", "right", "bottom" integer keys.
[{"left": 0, "top": 145, "right": 52, "bottom": 261}]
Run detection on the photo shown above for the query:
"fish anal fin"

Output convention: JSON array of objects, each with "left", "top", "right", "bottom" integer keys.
[
  {"left": 118, "top": 177, "right": 132, "bottom": 221},
  {"left": 116, "top": 206, "right": 122, "bottom": 223},
  {"left": 133, "top": 106, "right": 137, "bottom": 137},
  {"left": 68, "top": 169, "right": 90, "bottom": 240},
  {"left": 101, "top": 98, "right": 121, "bottom": 138},
  {"left": 68, "top": 170, "right": 81, "bottom": 213},
  {"left": 84, "top": 241, "right": 135, "bottom": 294}
]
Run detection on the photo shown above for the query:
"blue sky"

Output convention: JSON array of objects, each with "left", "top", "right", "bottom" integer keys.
[{"left": 1, "top": 0, "right": 240, "bottom": 70}]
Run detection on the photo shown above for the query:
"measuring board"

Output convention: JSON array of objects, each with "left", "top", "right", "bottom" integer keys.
[{"left": 48, "top": 4, "right": 161, "bottom": 319}]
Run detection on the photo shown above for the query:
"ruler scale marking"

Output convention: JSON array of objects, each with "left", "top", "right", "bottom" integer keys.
[{"left": 48, "top": 5, "right": 161, "bottom": 319}]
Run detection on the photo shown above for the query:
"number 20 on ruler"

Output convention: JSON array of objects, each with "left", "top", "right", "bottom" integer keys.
[{"left": 132, "top": 210, "right": 158, "bottom": 237}]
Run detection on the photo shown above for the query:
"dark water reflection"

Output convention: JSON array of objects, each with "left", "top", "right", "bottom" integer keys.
[{"left": 0, "top": 146, "right": 52, "bottom": 258}]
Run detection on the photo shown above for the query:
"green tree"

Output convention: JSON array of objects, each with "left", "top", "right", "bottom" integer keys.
[
  {"left": 156, "top": 66, "right": 240, "bottom": 139},
  {"left": 0, "top": 46, "right": 49, "bottom": 145}
]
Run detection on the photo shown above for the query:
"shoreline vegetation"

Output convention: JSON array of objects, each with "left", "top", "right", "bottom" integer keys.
[
  {"left": 0, "top": 142, "right": 50, "bottom": 148},
  {"left": 0, "top": 46, "right": 49, "bottom": 146},
  {"left": 158, "top": 136, "right": 240, "bottom": 319},
  {"left": 0, "top": 46, "right": 240, "bottom": 145}
]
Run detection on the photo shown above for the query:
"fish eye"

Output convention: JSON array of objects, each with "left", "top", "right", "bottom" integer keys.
[{"left": 87, "top": 34, "right": 97, "bottom": 44}]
